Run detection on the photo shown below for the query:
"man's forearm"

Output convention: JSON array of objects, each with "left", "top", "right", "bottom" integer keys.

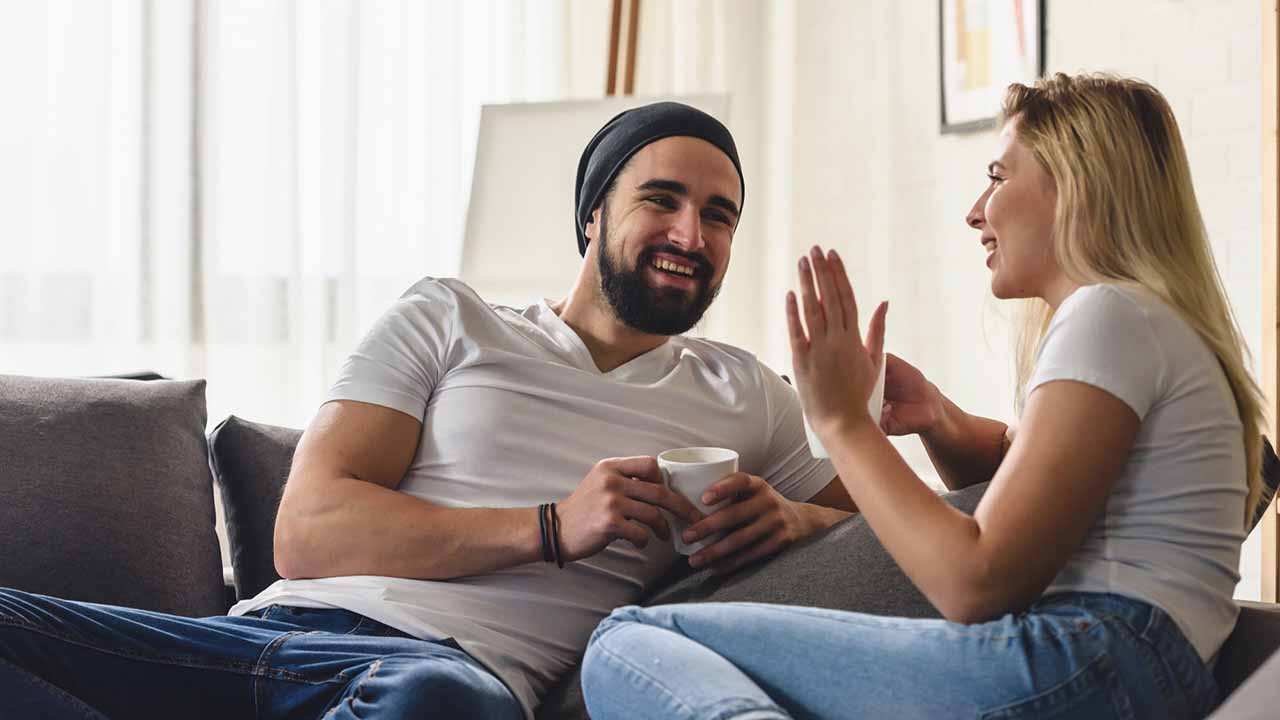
[
  {"left": 920, "top": 393, "right": 1009, "bottom": 491},
  {"left": 274, "top": 473, "right": 544, "bottom": 581}
]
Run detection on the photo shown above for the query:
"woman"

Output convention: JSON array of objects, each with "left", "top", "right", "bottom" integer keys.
[{"left": 580, "top": 73, "right": 1263, "bottom": 719}]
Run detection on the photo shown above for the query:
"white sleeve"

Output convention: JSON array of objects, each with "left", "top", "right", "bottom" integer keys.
[
  {"left": 757, "top": 362, "right": 838, "bottom": 502},
  {"left": 325, "top": 279, "right": 459, "bottom": 421},
  {"left": 1026, "top": 285, "right": 1164, "bottom": 420}
]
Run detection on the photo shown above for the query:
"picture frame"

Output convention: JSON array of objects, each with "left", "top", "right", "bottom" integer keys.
[{"left": 939, "top": 0, "right": 1045, "bottom": 134}]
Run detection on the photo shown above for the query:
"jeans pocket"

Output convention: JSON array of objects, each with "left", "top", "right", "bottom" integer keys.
[
  {"left": 980, "top": 653, "right": 1134, "bottom": 720},
  {"left": 1136, "top": 606, "right": 1218, "bottom": 717}
]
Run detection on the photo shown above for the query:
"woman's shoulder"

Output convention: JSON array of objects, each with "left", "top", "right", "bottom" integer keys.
[
  {"left": 1061, "top": 283, "right": 1192, "bottom": 341},
  {"left": 1052, "top": 283, "right": 1161, "bottom": 335},
  {"left": 1030, "top": 284, "right": 1181, "bottom": 419},
  {"left": 1061, "top": 282, "right": 1149, "bottom": 312}
]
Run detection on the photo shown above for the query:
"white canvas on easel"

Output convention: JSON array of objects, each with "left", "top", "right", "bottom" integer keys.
[{"left": 459, "top": 94, "right": 729, "bottom": 308}]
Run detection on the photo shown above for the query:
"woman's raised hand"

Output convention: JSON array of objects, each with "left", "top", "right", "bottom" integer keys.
[{"left": 786, "top": 246, "right": 887, "bottom": 437}]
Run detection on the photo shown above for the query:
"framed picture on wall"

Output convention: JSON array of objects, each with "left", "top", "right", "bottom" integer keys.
[{"left": 939, "top": 0, "right": 1045, "bottom": 133}]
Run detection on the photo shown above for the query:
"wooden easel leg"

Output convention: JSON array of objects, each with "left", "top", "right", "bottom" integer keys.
[{"left": 606, "top": 0, "right": 622, "bottom": 96}]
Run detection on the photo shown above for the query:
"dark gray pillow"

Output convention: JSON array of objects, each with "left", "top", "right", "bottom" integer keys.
[
  {"left": 0, "top": 375, "right": 225, "bottom": 617},
  {"left": 1250, "top": 437, "right": 1279, "bottom": 533},
  {"left": 207, "top": 415, "right": 302, "bottom": 600},
  {"left": 535, "top": 482, "right": 989, "bottom": 719}
]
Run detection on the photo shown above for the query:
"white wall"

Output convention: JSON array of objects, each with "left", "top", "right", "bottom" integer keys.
[
  {"left": 637, "top": 0, "right": 1264, "bottom": 599},
  {"left": 1047, "top": 0, "right": 1264, "bottom": 600}
]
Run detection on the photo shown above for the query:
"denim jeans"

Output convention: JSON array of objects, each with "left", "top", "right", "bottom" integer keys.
[
  {"left": 0, "top": 587, "right": 522, "bottom": 720},
  {"left": 582, "top": 592, "right": 1219, "bottom": 720}
]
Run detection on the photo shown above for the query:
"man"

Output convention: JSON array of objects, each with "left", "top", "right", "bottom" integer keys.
[{"left": 0, "top": 102, "right": 855, "bottom": 719}]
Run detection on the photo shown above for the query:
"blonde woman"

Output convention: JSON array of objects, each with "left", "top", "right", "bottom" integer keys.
[{"left": 580, "top": 73, "right": 1261, "bottom": 719}]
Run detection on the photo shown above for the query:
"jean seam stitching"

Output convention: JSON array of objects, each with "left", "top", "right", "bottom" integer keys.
[
  {"left": 978, "top": 651, "right": 1113, "bottom": 718},
  {"left": 732, "top": 603, "right": 1093, "bottom": 644},
  {"left": 1137, "top": 607, "right": 1208, "bottom": 716},
  {"left": 0, "top": 617, "right": 313, "bottom": 680},
  {"left": 252, "top": 630, "right": 307, "bottom": 719}
]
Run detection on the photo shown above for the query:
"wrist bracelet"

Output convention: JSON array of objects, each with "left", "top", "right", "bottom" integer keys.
[
  {"left": 538, "top": 503, "right": 552, "bottom": 563},
  {"left": 550, "top": 502, "right": 565, "bottom": 569}
]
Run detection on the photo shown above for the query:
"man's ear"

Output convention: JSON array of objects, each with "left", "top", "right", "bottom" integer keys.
[{"left": 583, "top": 207, "right": 602, "bottom": 243}]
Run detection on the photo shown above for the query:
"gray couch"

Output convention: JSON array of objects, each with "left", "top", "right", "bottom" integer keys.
[{"left": 2, "top": 374, "right": 1278, "bottom": 718}]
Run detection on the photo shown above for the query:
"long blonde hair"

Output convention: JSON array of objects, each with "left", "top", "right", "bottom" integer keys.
[{"left": 1003, "top": 73, "right": 1265, "bottom": 528}]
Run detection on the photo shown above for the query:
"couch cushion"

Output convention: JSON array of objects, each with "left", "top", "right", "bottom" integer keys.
[
  {"left": 0, "top": 375, "right": 225, "bottom": 617},
  {"left": 535, "top": 482, "right": 988, "bottom": 719},
  {"left": 207, "top": 415, "right": 302, "bottom": 600},
  {"left": 1209, "top": 645, "right": 1280, "bottom": 719},
  {"left": 1216, "top": 600, "right": 1280, "bottom": 698}
]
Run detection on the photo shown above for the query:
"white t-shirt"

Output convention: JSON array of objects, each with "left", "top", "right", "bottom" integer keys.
[
  {"left": 228, "top": 277, "right": 835, "bottom": 718},
  {"left": 1030, "top": 284, "right": 1246, "bottom": 661}
]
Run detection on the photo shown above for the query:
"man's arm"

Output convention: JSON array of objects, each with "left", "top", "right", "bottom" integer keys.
[
  {"left": 274, "top": 399, "right": 705, "bottom": 581},
  {"left": 273, "top": 400, "right": 543, "bottom": 580}
]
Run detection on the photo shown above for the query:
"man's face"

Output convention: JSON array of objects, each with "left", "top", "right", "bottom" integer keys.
[{"left": 585, "top": 136, "right": 742, "bottom": 335}]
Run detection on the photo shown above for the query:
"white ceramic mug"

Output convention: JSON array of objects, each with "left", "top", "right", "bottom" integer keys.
[
  {"left": 803, "top": 357, "right": 886, "bottom": 459},
  {"left": 657, "top": 447, "right": 739, "bottom": 555}
]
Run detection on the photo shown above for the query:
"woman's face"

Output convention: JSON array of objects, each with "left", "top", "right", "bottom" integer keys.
[{"left": 966, "top": 120, "right": 1063, "bottom": 303}]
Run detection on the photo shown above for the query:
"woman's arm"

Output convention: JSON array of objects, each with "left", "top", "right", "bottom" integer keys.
[
  {"left": 920, "top": 393, "right": 1012, "bottom": 491},
  {"left": 786, "top": 247, "right": 1139, "bottom": 623},
  {"left": 824, "top": 380, "right": 1137, "bottom": 623},
  {"left": 879, "top": 354, "right": 1009, "bottom": 491}
]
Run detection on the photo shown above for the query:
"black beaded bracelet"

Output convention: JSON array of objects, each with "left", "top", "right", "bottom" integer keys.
[{"left": 549, "top": 502, "right": 565, "bottom": 569}]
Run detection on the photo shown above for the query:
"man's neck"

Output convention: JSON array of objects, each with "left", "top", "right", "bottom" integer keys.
[{"left": 551, "top": 291, "right": 669, "bottom": 374}]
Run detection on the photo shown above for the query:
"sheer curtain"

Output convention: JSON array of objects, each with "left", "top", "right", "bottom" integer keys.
[{"left": 0, "top": 0, "right": 603, "bottom": 428}]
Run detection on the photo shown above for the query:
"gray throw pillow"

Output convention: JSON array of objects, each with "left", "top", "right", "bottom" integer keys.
[
  {"left": 535, "top": 482, "right": 989, "bottom": 720},
  {"left": 207, "top": 415, "right": 302, "bottom": 600},
  {"left": 1250, "top": 437, "right": 1279, "bottom": 533},
  {"left": 0, "top": 375, "right": 225, "bottom": 617}
]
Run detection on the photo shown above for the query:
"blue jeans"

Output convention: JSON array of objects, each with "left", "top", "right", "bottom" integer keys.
[
  {"left": 0, "top": 588, "right": 522, "bottom": 719},
  {"left": 582, "top": 593, "right": 1218, "bottom": 720}
]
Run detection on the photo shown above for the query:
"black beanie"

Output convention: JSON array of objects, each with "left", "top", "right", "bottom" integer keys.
[{"left": 574, "top": 102, "right": 743, "bottom": 257}]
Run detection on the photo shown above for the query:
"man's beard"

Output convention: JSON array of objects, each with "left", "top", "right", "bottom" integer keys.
[{"left": 596, "top": 203, "right": 721, "bottom": 336}]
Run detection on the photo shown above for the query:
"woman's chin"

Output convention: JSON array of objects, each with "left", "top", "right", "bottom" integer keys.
[
  {"left": 989, "top": 279, "right": 1037, "bottom": 301},
  {"left": 988, "top": 275, "right": 1020, "bottom": 300},
  {"left": 989, "top": 274, "right": 1007, "bottom": 299}
]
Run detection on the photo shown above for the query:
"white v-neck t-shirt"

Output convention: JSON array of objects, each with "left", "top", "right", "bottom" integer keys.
[
  {"left": 1030, "top": 284, "right": 1246, "bottom": 662},
  {"left": 229, "top": 277, "right": 835, "bottom": 717}
]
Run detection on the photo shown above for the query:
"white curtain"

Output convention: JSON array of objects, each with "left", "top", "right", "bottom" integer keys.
[{"left": 0, "top": 0, "right": 603, "bottom": 428}]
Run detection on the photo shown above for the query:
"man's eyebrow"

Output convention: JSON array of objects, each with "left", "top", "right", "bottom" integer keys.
[
  {"left": 707, "top": 195, "right": 740, "bottom": 218},
  {"left": 636, "top": 179, "right": 688, "bottom": 195},
  {"left": 636, "top": 179, "right": 740, "bottom": 218}
]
